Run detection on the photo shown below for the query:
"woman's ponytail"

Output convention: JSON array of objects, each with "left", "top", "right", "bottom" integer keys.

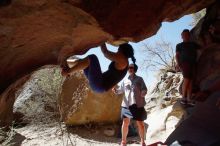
[
  {"left": 118, "top": 43, "right": 138, "bottom": 71},
  {"left": 131, "top": 56, "right": 138, "bottom": 72},
  {"left": 131, "top": 56, "right": 136, "bottom": 64}
]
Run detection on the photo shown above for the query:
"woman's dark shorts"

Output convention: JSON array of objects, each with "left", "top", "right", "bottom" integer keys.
[
  {"left": 121, "top": 104, "right": 147, "bottom": 121},
  {"left": 83, "top": 55, "right": 105, "bottom": 93}
]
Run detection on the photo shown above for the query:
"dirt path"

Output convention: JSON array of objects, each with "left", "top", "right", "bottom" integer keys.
[{"left": 11, "top": 122, "right": 143, "bottom": 146}]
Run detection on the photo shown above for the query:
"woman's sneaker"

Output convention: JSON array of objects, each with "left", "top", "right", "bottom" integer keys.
[{"left": 67, "top": 56, "right": 80, "bottom": 68}]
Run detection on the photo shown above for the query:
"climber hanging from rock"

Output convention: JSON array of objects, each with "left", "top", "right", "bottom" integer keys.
[{"left": 61, "top": 43, "right": 136, "bottom": 93}]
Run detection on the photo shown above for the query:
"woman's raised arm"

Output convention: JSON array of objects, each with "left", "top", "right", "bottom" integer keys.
[{"left": 101, "top": 44, "right": 119, "bottom": 61}]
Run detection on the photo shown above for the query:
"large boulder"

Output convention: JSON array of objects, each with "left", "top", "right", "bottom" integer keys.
[
  {"left": 146, "top": 72, "right": 186, "bottom": 144},
  {"left": 13, "top": 67, "right": 63, "bottom": 124},
  {"left": 0, "top": 75, "right": 30, "bottom": 128},
  {"left": 13, "top": 67, "right": 122, "bottom": 125},
  {"left": 146, "top": 102, "right": 186, "bottom": 144},
  {"left": 165, "top": 2, "right": 220, "bottom": 144},
  {"left": 60, "top": 72, "right": 123, "bottom": 125},
  {"left": 0, "top": 0, "right": 111, "bottom": 126},
  {"left": 166, "top": 14, "right": 220, "bottom": 146},
  {"left": 0, "top": 0, "right": 111, "bottom": 95},
  {"left": 71, "top": 0, "right": 215, "bottom": 42},
  {"left": 166, "top": 92, "right": 220, "bottom": 146},
  {"left": 191, "top": 1, "right": 220, "bottom": 46},
  {"left": 0, "top": 0, "right": 215, "bottom": 96}
]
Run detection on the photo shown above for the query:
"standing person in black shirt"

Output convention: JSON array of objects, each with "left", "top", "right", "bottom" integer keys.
[{"left": 176, "top": 29, "right": 200, "bottom": 105}]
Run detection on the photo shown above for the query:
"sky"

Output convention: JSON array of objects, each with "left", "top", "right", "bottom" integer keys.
[{"left": 78, "top": 14, "right": 193, "bottom": 92}]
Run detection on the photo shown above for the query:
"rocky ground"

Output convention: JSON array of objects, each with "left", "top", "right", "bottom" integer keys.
[
  {"left": 0, "top": 68, "right": 187, "bottom": 146},
  {"left": 9, "top": 122, "right": 142, "bottom": 146}
]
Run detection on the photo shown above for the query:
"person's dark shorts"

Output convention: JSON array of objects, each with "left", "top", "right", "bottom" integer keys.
[
  {"left": 121, "top": 104, "right": 147, "bottom": 121},
  {"left": 180, "top": 62, "right": 195, "bottom": 79}
]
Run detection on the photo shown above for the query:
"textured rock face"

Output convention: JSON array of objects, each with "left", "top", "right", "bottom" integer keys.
[
  {"left": 12, "top": 67, "right": 122, "bottom": 125},
  {"left": 191, "top": 1, "right": 220, "bottom": 46},
  {"left": 146, "top": 102, "right": 186, "bottom": 144},
  {"left": 72, "top": 0, "right": 215, "bottom": 42},
  {"left": 147, "top": 45, "right": 220, "bottom": 144},
  {"left": 0, "top": 75, "right": 30, "bottom": 128},
  {"left": 151, "top": 72, "right": 182, "bottom": 98},
  {"left": 0, "top": 0, "right": 215, "bottom": 95},
  {"left": 165, "top": 2, "right": 220, "bottom": 145},
  {"left": 60, "top": 72, "right": 122, "bottom": 125},
  {"left": 165, "top": 45, "right": 220, "bottom": 146},
  {"left": 0, "top": 0, "right": 111, "bottom": 95},
  {"left": 145, "top": 72, "right": 186, "bottom": 144},
  {"left": 13, "top": 67, "right": 63, "bottom": 124},
  {"left": 166, "top": 94, "right": 220, "bottom": 146},
  {"left": 146, "top": 2, "right": 220, "bottom": 144}
]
